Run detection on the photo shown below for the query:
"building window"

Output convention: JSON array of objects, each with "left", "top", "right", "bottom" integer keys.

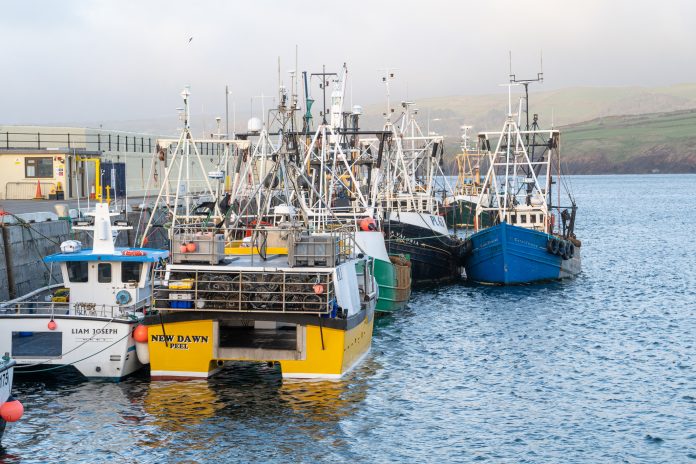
[
  {"left": 98, "top": 263, "right": 112, "bottom": 283},
  {"left": 25, "top": 157, "right": 53, "bottom": 178},
  {"left": 122, "top": 262, "right": 141, "bottom": 283},
  {"left": 66, "top": 261, "right": 89, "bottom": 283}
]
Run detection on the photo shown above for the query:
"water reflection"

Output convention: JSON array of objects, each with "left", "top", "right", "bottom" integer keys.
[{"left": 142, "top": 379, "right": 223, "bottom": 432}]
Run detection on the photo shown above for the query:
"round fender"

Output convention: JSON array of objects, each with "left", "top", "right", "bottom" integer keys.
[
  {"left": 546, "top": 238, "right": 555, "bottom": 254},
  {"left": 558, "top": 240, "right": 567, "bottom": 257},
  {"left": 551, "top": 237, "right": 560, "bottom": 255}
]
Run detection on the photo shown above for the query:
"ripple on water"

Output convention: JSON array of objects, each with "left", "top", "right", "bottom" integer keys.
[{"left": 1, "top": 175, "right": 696, "bottom": 463}]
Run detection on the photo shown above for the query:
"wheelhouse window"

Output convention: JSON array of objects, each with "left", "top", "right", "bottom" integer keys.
[
  {"left": 511, "top": 214, "right": 517, "bottom": 223},
  {"left": 66, "top": 261, "right": 88, "bottom": 282},
  {"left": 25, "top": 157, "right": 54, "bottom": 178},
  {"left": 530, "top": 214, "right": 536, "bottom": 223},
  {"left": 121, "top": 262, "right": 142, "bottom": 283},
  {"left": 521, "top": 214, "right": 527, "bottom": 224},
  {"left": 97, "top": 263, "right": 112, "bottom": 283}
]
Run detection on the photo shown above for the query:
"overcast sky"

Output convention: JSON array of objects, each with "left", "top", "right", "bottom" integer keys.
[{"left": 1, "top": 0, "right": 694, "bottom": 128}]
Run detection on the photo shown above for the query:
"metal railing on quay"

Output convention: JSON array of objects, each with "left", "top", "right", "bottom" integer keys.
[{"left": 1, "top": 131, "right": 230, "bottom": 156}]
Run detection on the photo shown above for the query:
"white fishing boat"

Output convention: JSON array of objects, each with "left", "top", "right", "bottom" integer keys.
[{"left": 0, "top": 203, "right": 168, "bottom": 379}]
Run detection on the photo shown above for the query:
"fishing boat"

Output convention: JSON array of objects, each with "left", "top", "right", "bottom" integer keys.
[
  {"left": 441, "top": 125, "right": 491, "bottom": 229},
  {"left": 462, "top": 85, "right": 582, "bottom": 284},
  {"left": 292, "top": 65, "right": 411, "bottom": 312},
  {"left": 0, "top": 355, "right": 23, "bottom": 443},
  {"left": 0, "top": 203, "right": 168, "bottom": 379},
  {"left": 134, "top": 89, "right": 378, "bottom": 380},
  {"left": 220, "top": 66, "right": 410, "bottom": 313},
  {"left": 377, "top": 99, "right": 466, "bottom": 284}
]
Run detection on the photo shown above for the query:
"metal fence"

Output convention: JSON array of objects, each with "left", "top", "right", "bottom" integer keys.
[
  {"left": 5, "top": 181, "right": 55, "bottom": 200},
  {"left": 1, "top": 131, "right": 229, "bottom": 156}
]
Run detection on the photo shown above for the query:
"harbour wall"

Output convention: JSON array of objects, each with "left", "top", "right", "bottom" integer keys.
[{"left": 0, "top": 210, "right": 168, "bottom": 300}]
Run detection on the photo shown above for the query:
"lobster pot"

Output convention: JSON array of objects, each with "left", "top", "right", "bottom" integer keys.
[
  {"left": 172, "top": 233, "right": 225, "bottom": 265},
  {"left": 288, "top": 234, "right": 340, "bottom": 267}
]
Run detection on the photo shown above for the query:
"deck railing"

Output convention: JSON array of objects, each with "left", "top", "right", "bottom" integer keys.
[
  {"left": 154, "top": 269, "right": 335, "bottom": 315},
  {"left": 0, "top": 300, "right": 148, "bottom": 320}
]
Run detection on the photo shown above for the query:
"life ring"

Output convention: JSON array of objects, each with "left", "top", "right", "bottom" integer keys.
[
  {"left": 116, "top": 290, "right": 132, "bottom": 305},
  {"left": 122, "top": 249, "right": 146, "bottom": 257}
]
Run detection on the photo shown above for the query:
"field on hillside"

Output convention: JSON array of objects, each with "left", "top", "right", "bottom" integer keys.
[
  {"left": 439, "top": 109, "right": 696, "bottom": 175},
  {"left": 561, "top": 110, "right": 696, "bottom": 173}
]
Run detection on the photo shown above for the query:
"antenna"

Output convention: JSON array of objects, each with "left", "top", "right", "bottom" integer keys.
[
  {"left": 310, "top": 65, "right": 337, "bottom": 125},
  {"left": 508, "top": 51, "right": 544, "bottom": 132},
  {"left": 378, "top": 67, "right": 398, "bottom": 122}
]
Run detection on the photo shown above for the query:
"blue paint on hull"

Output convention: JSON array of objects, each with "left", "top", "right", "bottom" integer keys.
[{"left": 463, "top": 223, "right": 581, "bottom": 285}]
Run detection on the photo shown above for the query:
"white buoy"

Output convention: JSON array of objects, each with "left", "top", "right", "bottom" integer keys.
[{"left": 135, "top": 341, "right": 150, "bottom": 364}]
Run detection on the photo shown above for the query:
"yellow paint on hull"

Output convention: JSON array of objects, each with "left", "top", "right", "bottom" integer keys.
[
  {"left": 280, "top": 313, "right": 374, "bottom": 379},
  {"left": 147, "top": 319, "right": 219, "bottom": 379},
  {"left": 146, "top": 314, "right": 373, "bottom": 380}
]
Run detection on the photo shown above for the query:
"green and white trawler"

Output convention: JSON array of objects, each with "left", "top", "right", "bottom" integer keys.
[
  {"left": 135, "top": 88, "right": 378, "bottom": 380},
  {"left": 442, "top": 125, "right": 491, "bottom": 229}
]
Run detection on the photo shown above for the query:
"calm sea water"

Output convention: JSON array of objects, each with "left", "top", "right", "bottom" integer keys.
[{"left": 2, "top": 174, "right": 695, "bottom": 463}]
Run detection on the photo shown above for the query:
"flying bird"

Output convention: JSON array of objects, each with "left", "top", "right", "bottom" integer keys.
[{"left": 188, "top": 37, "right": 193, "bottom": 43}]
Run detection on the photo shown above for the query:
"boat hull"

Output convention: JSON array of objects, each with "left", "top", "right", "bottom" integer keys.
[
  {"left": 146, "top": 309, "right": 374, "bottom": 380},
  {"left": 463, "top": 223, "right": 582, "bottom": 284},
  {"left": 442, "top": 198, "right": 494, "bottom": 229},
  {"left": 373, "top": 257, "right": 411, "bottom": 313},
  {"left": 385, "top": 220, "right": 463, "bottom": 285},
  {"left": 0, "top": 315, "right": 143, "bottom": 380},
  {"left": 0, "top": 359, "right": 15, "bottom": 443}
]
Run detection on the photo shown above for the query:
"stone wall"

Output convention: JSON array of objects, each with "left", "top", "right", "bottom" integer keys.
[{"left": 0, "top": 209, "right": 169, "bottom": 300}]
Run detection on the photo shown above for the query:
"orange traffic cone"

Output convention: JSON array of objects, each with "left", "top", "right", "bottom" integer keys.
[{"left": 33, "top": 180, "right": 43, "bottom": 200}]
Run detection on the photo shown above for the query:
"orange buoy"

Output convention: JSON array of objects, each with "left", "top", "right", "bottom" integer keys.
[
  {"left": 142, "top": 237, "right": 149, "bottom": 246},
  {"left": 313, "top": 283, "right": 324, "bottom": 295},
  {"left": 359, "top": 217, "right": 377, "bottom": 231},
  {"left": 47, "top": 319, "right": 57, "bottom": 330},
  {"left": 179, "top": 244, "right": 188, "bottom": 253},
  {"left": 0, "top": 400, "right": 24, "bottom": 422},
  {"left": 186, "top": 242, "right": 197, "bottom": 253},
  {"left": 133, "top": 325, "right": 148, "bottom": 343}
]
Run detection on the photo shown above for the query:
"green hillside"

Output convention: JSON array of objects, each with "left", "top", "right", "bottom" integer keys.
[
  {"left": 357, "top": 83, "right": 696, "bottom": 174},
  {"left": 561, "top": 109, "right": 696, "bottom": 173}
]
